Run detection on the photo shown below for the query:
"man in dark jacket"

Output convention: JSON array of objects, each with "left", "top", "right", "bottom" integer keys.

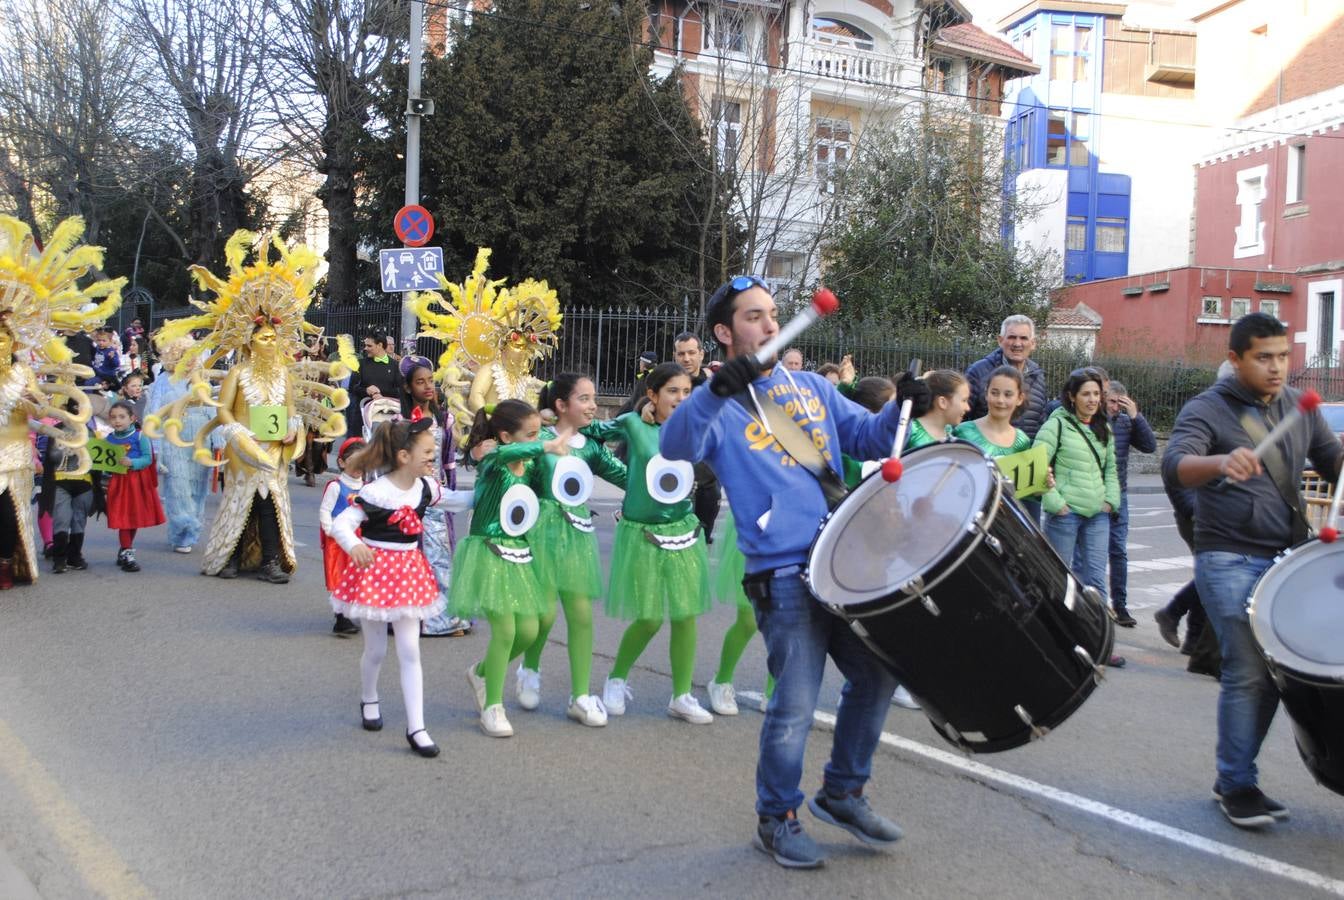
[
  {"left": 673, "top": 331, "right": 721, "bottom": 540},
  {"left": 1163, "top": 312, "right": 1342, "bottom": 830},
  {"left": 965, "top": 314, "right": 1049, "bottom": 439},
  {"left": 1104, "top": 379, "right": 1156, "bottom": 626},
  {"left": 346, "top": 332, "right": 401, "bottom": 437}
]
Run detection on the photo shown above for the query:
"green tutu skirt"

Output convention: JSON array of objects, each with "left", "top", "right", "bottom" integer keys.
[
  {"left": 448, "top": 535, "right": 551, "bottom": 619},
  {"left": 606, "top": 513, "right": 710, "bottom": 621},
  {"left": 710, "top": 510, "right": 749, "bottom": 609},
  {"left": 532, "top": 500, "right": 603, "bottom": 600}
]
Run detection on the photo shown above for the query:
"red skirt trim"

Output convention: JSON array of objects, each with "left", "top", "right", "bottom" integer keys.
[{"left": 106, "top": 466, "right": 166, "bottom": 530}]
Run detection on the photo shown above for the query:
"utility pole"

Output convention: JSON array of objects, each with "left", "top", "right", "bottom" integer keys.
[{"left": 401, "top": 0, "right": 433, "bottom": 351}]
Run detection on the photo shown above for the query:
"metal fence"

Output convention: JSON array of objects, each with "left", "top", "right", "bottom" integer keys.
[{"left": 123, "top": 295, "right": 1344, "bottom": 431}]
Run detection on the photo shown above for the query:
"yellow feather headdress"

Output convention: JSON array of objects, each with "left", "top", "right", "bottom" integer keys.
[
  {"left": 156, "top": 230, "right": 323, "bottom": 371},
  {"left": 0, "top": 215, "right": 124, "bottom": 363},
  {"left": 411, "top": 247, "right": 561, "bottom": 381}
]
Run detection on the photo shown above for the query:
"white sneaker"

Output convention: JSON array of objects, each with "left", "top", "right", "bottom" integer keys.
[
  {"left": 667, "top": 693, "right": 714, "bottom": 725},
  {"left": 479, "top": 704, "right": 513, "bottom": 738},
  {"left": 466, "top": 663, "right": 487, "bottom": 713},
  {"left": 173, "top": 545, "right": 192, "bottom": 554},
  {"left": 759, "top": 693, "right": 769, "bottom": 713},
  {"left": 567, "top": 694, "right": 608, "bottom": 727},
  {"left": 602, "top": 677, "right": 631, "bottom": 716},
  {"left": 516, "top": 666, "right": 541, "bottom": 711},
  {"left": 891, "top": 685, "right": 921, "bottom": 710},
  {"left": 707, "top": 680, "right": 739, "bottom": 716}
]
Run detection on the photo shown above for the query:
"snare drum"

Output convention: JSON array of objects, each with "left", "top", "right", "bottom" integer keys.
[
  {"left": 805, "top": 441, "right": 1114, "bottom": 753},
  {"left": 1249, "top": 539, "right": 1344, "bottom": 796}
]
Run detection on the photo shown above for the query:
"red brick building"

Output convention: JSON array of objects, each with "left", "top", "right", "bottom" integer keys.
[{"left": 1048, "top": 0, "right": 1344, "bottom": 367}]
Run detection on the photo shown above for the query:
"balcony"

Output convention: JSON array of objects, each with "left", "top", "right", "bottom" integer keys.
[{"left": 795, "top": 41, "right": 910, "bottom": 89}]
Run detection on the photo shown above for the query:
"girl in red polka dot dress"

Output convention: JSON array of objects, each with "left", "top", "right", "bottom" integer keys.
[{"left": 330, "top": 418, "right": 474, "bottom": 757}]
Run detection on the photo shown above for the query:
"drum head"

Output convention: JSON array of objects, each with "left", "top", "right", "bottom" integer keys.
[
  {"left": 808, "top": 442, "right": 997, "bottom": 608},
  {"left": 1250, "top": 540, "right": 1344, "bottom": 679}
]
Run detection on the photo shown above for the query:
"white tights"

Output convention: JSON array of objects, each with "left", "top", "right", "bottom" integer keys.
[{"left": 360, "top": 618, "right": 426, "bottom": 736}]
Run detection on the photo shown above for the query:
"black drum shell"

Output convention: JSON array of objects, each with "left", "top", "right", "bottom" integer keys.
[
  {"left": 1270, "top": 666, "right": 1344, "bottom": 796},
  {"left": 806, "top": 443, "right": 1114, "bottom": 753}
]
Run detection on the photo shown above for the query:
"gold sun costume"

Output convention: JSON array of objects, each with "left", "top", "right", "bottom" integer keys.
[
  {"left": 0, "top": 216, "right": 123, "bottom": 587},
  {"left": 146, "top": 231, "right": 355, "bottom": 578},
  {"left": 411, "top": 248, "right": 561, "bottom": 446}
]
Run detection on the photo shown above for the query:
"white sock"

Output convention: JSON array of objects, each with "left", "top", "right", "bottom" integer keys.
[
  {"left": 392, "top": 618, "right": 426, "bottom": 736},
  {"left": 359, "top": 619, "right": 387, "bottom": 709}
]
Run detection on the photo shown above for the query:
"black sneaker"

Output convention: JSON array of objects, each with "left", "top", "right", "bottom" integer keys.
[
  {"left": 753, "top": 812, "right": 825, "bottom": 869},
  {"left": 217, "top": 560, "right": 240, "bottom": 579},
  {"left": 332, "top": 614, "right": 360, "bottom": 636},
  {"left": 1113, "top": 607, "right": 1137, "bottom": 628},
  {"left": 808, "top": 788, "right": 903, "bottom": 845},
  {"left": 1214, "top": 786, "right": 1288, "bottom": 822},
  {"left": 1217, "top": 786, "right": 1282, "bottom": 828},
  {"left": 118, "top": 549, "right": 141, "bottom": 573},
  {"left": 1154, "top": 609, "right": 1180, "bottom": 646}
]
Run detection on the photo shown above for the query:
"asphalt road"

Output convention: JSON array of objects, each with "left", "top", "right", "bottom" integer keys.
[{"left": 1, "top": 476, "right": 1343, "bottom": 899}]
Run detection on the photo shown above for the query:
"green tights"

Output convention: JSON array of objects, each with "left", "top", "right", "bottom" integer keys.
[
  {"left": 475, "top": 611, "right": 540, "bottom": 706},
  {"left": 609, "top": 616, "right": 697, "bottom": 696},
  {"left": 715, "top": 604, "right": 775, "bottom": 699},
  {"left": 522, "top": 594, "right": 594, "bottom": 698}
]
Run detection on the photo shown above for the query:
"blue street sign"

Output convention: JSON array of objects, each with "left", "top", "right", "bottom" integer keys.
[{"left": 378, "top": 247, "right": 444, "bottom": 293}]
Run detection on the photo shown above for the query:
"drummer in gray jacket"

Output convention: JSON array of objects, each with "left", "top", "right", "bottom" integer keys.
[{"left": 1162, "top": 312, "right": 1342, "bottom": 830}]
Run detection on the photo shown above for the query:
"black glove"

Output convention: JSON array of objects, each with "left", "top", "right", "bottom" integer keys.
[
  {"left": 711, "top": 355, "right": 761, "bottom": 398},
  {"left": 895, "top": 372, "right": 931, "bottom": 418}
]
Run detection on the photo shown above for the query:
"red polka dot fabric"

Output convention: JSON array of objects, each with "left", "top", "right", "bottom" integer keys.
[{"left": 330, "top": 547, "right": 439, "bottom": 616}]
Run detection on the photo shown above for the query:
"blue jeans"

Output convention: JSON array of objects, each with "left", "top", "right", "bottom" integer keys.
[
  {"left": 1046, "top": 510, "right": 1110, "bottom": 603},
  {"left": 1194, "top": 551, "right": 1279, "bottom": 792},
  {"left": 1107, "top": 496, "right": 1130, "bottom": 609},
  {"left": 753, "top": 572, "right": 897, "bottom": 817}
]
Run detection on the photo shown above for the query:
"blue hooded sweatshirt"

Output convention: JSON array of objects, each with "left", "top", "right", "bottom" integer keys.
[{"left": 660, "top": 365, "right": 902, "bottom": 574}]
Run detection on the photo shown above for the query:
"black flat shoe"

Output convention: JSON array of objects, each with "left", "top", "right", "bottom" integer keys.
[
  {"left": 361, "top": 701, "right": 383, "bottom": 731},
  {"left": 406, "top": 728, "right": 439, "bottom": 758}
]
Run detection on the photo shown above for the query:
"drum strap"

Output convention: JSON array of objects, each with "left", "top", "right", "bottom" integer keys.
[
  {"left": 1227, "top": 399, "right": 1312, "bottom": 544},
  {"left": 733, "top": 390, "right": 849, "bottom": 511}
]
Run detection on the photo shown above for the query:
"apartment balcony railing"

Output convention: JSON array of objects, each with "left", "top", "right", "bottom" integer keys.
[{"left": 796, "top": 41, "right": 911, "bottom": 89}]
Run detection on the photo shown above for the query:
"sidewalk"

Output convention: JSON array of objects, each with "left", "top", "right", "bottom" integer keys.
[{"left": 1129, "top": 472, "right": 1165, "bottom": 495}]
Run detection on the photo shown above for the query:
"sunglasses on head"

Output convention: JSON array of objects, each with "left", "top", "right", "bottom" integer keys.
[{"left": 727, "top": 274, "right": 769, "bottom": 295}]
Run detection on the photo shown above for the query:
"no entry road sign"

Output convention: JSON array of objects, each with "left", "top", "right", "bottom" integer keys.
[{"left": 394, "top": 205, "right": 434, "bottom": 247}]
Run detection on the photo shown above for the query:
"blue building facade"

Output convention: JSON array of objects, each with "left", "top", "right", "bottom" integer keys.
[{"left": 1002, "top": 9, "right": 1131, "bottom": 283}]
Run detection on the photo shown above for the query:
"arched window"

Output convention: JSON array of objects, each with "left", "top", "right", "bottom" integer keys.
[{"left": 810, "top": 17, "right": 875, "bottom": 51}]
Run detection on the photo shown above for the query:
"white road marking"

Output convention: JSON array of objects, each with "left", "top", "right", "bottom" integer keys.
[
  {"left": 1126, "top": 543, "right": 1151, "bottom": 551},
  {"left": 1130, "top": 523, "right": 1179, "bottom": 532},
  {"left": 1128, "top": 557, "right": 1194, "bottom": 573},
  {"left": 738, "top": 692, "right": 1344, "bottom": 896}
]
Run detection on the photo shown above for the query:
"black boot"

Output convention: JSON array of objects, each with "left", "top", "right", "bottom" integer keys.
[
  {"left": 256, "top": 559, "right": 289, "bottom": 584},
  {"left": 50, "top": 532, "right": 69, "bottom": 574},
  {"left": 66, "top": 533, "right": 88, "bottom": 570}
]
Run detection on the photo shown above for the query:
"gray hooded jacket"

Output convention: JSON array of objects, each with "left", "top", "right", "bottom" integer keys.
[{"left": 1162, "top": 376, "right": 1341, "bottom": 557}]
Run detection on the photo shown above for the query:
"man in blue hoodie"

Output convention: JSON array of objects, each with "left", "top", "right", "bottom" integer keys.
[{"left": 661, "top": 276, "right": 930, "bottom": 869}]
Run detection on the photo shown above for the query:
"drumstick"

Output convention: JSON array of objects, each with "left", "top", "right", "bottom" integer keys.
[
  {"left": 1252, "top": 389, "right": 1321, "bottom": 460},
  {"left": 1318, "top": 465, "right": 1344, "bottom": 543},
  {"left": 881, "top": 359, "right": 923, "bottom": 483},
  {"left": 749, "top": 288, "right": 840, "bottom": 367}
]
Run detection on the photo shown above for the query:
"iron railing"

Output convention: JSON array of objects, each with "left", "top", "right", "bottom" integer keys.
[{"left": 125, "top": 296, "right": 1344, "bottom": 430}]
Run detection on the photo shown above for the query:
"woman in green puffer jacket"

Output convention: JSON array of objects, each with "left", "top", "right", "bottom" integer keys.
[{"left": 1033, "top": 367, "right": 1120, "bottom": 616}]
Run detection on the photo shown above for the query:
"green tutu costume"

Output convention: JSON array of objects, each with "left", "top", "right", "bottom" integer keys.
[
  {"left": 586, "top": 414, "right": 710, "bottom": 622},
  {"left": 530, "top": 429, "right": 627, "bottom": 600},
  {"left": 711, "top": 509, "right": 748, "bottom": 609},
  {"left": 448, "top": 442, "right": 549, "bottom": 619}
]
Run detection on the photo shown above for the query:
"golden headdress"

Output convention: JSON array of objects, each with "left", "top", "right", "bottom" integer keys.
[
  {"left": 0, "top": 215, "right": 124, "bottom": 364},
  {"left": 411, "top": 247, "right": 561, "bottom": 380},
  {"left": 157, "top": 230, "right": 322, "bottom": 370}
]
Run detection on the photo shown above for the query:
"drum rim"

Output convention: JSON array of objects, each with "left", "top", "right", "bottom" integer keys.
[
  {"left": 805, "top": 441, "right": 1004, "bottom": 612},
  {"left": 1248, "top": 539, "right": 1344, "bottom": 680}
]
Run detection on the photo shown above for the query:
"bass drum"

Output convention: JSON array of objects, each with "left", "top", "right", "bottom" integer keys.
[
  {"left": 1249, "top": 538, "right": 1344, "bottom": 796},
  {"left": 805, "top": 441, "right": 1114, "bottom": 753}
]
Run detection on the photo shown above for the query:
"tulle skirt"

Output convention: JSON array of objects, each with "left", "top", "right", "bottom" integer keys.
[
  {"left": 532, "top": 500, "right": 603, "bottom": 600},
  {"left": 447, "top": 535, "right": 550, "bottom": 619},
  {"left": 605, "top": 513, "right": 710, "bottom": 622},
  {"left": 710, "top": 510, "right": 749, "bottom": 609}
]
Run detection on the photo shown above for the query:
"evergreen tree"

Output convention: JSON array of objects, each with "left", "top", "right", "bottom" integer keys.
[{"left": 359, "top": 0, "right": 735, "bottom": 309}]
